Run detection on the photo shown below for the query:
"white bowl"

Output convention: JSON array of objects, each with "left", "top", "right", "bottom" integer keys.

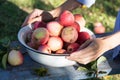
[{"left": 18, "top": 24, "right": 95, "bottom": 67}]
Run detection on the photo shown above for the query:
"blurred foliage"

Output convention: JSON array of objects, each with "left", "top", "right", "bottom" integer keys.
[{"left": 72, "top": 0, "right": 120, "bottom": 32}]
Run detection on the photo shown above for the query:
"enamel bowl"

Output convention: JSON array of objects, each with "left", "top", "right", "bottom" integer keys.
[{"left": 18, "top": 24, "right": 95, "bottom": 67}]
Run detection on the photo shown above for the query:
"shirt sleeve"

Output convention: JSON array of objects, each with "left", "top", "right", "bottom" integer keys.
[
  {"left": 112, "top": 10, "right": 120, "bottom": 59},
  {"left": 77, "top": 0, "right": 96, "bottom": 8},
  {"left": 113, "top": 11, "right": 120, "bottom": 32}
]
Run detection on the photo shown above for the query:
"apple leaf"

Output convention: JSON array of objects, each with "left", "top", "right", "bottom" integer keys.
[
  {"left": 0, "top": 43, "right": 8, "bottom": 54},
  {"left": 97, "top": 56, "right": 107, "bottom": 66},
  {"left": 85, "top": 60, "right": 97, "bottom": 70},
  {"left": 2, "top": 53, "right": 8, "bottom": 69},
  {"left": 91, "top": 61, "right": 97, "bottom": 71},
  {"left": 0, "top": 43, "right": 8, "bottom": 65},
  {"left": 33, "top": 67, "right": 48, "bottom": 76},
  {"left": 2, "top": 39, "right": 10, "bottom": 48},
  {"left": 86, "top": 71, "right": 95, "bottom": 77},
  {"left": 77, "top": 66, "right": 89, "bottom": 72}
]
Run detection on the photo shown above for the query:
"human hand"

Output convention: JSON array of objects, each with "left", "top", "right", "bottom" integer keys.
[
  {"left": 22, "top": 9, "right": 54, "bottom": 27},
  {"left": 66, "top": 38, "right": 109, "bottom": 65}
]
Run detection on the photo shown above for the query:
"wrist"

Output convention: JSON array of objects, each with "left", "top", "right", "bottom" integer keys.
[
  {"left": 49, "top": 0, "right": 82, "bottom": 18},
  {"left": 103, "top": 31, "right": 120, "bottom": 50},
  {"left": 49, "top": 8, "right": 61, "bottom": 18}
]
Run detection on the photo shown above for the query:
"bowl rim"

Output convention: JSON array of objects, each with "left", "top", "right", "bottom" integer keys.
[{"left": 18, "top": 24, "right": 96, "bottom": 56}]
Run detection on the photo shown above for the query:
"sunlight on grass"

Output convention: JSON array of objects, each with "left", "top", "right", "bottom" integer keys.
[
  {"left": 9, "top": 0, "right": 35, "bottom": 9},
  {"left": 102, "top": 74, "right": 120, "bottom": 80},
  {"left": 48, "top": 0, "right": 66, "bottom": 8},
  {"left": 102, "top": 75, "right": 113, "bottom": 80}
]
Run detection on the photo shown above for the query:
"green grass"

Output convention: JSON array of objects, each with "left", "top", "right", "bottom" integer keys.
[{"left": 0, "top": 0, "right": 120, "bottom": 79}]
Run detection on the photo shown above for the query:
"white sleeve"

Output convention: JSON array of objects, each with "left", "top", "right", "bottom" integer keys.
[{"left": 77, "top": 0, "right": 96, "bottom": 8}]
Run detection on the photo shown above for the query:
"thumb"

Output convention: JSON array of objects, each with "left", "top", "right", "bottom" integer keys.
[
  {"left": 28, "top": 16, "right": 42, "bottom": 24},
  {"left": 21, "top": 16, "right": 42, "bottom": 27},
  {"left": 78, "top": 39, "right": 92, "bottom": 50}
]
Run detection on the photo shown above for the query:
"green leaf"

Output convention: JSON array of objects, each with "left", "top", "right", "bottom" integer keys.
[
  {"left": 91, "top": 61, "right": 97, "bottom": 71},
  {"left": 33, "top": 67, "right": 48, "bottom": 76},
  {"left": 86, "top": 71, "right": 95, "bottom": 77},
  {"left": 0, "top": 44, "right": 8, "bottom": 53},
  {"left": 97, "top": 56, "right": 107, "bottom": 66},
  {"left": 2, "top": 53, "right": 8, "bottom": 69},
  {"left": 85, "top": 61, "right": 97, "bottom": 70},
  {"left": 77, "top": 66, "right": 89, "bottom": 72},
  {"left": 1, "top": 38, "right": 11, "bottom": 48}
]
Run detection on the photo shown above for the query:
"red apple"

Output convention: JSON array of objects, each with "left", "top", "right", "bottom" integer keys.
[
  {"left": 38, "top": 45, "right": 51, "bottom": 54},
  {"left": 31, "top": 28, "right": 49, "bottom": 46},
  {"left": 77, "top": 32, "right": 90, "bottom": 45},
  {"left": 27, "top": 41, "right": 39, "bottom": 49},
  {"left": 46, "top": 21, "right": 63, "bottom": 36},
  {"left": 63, "top": 42, "right": 70, "bottom": 50},
  {"left": 93, "top": 22, "right": 105, "bottom": 34},
  {"left": 59, "top": 10, "right": 75, "bottom": 26},
  {"left": 68, "top": 22, "right": 80, "bottom": 32},
  {"left": 74, "top": 14, "right": 86, "bottom": 29},
  {"left": 47, "top": 36, "right": 63, "bottom": 51},
  {"left": 56, "top": 49, "right": 67, "bottom": 54},
  {"left": 33, "top": 21, "right": 46, "bottom": 30},
  {"left": 8, "top": 50, "right": 24, "bottom": 66},
  {"left": 61, "top": 27, "right": 78, "bottom": 43},
  {"left": 67, "top": 43, "right": 80, "bottom": 53}
]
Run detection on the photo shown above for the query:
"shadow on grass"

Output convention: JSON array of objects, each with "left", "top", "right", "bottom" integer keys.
[
  {"left": 0, "top": 0, "right": 53, "bottom": 41},
  {"left": 0, "top": 1, "right": 28, "bottom": 41}
]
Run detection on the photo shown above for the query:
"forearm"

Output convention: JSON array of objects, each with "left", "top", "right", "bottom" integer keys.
[
  {"left": 103, "top": 31, "right": 120, "bottom": 50},
  {"left": 50, "top": 0, "right": 82, "bottom": 18}
]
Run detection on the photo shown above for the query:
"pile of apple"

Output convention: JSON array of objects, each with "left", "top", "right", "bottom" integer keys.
[{"left": 26, "top": 10, "right": 91, "bottom": 54}]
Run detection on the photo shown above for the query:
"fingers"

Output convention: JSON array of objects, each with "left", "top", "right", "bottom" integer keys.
[
  {"left": 22, "top": 16, "right": 42, "bottom": 27},
  {"left": 28, "top": 16, "right": 42, "bottom": 24},
  {"left": 66, "top": 40, "right": 99, "bottom": 64},
  {"left": 67, "top": 52, "right": 98, "bottom": 65},
  {"left": 21, "top": 9, "right": 43, "bottom": 27},
  {"left": 66, "top": 38, "right": 106, "bottom": 65},
  {"left": 29, "top": 9, "right": 43, "bottom": 19},
  {"left": 74, "top": 55, "right": 98, "bottom": 65}
]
